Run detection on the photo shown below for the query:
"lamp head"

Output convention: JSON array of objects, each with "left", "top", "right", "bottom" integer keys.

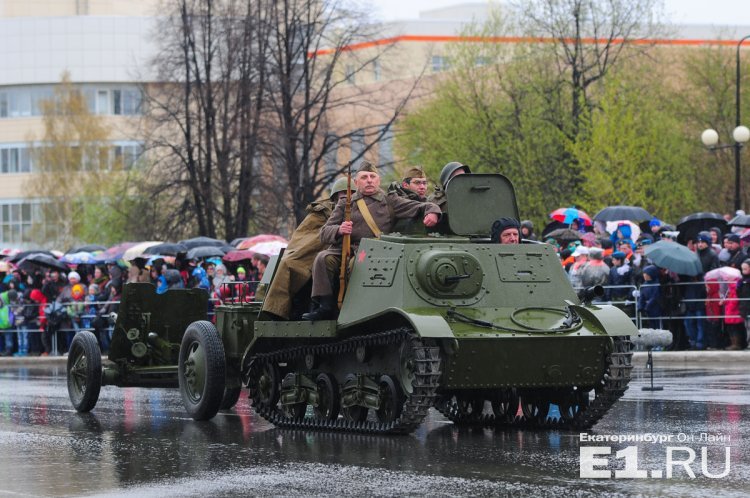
[{"left": 701, "top": 128, "right": 719, "bottom": 147}]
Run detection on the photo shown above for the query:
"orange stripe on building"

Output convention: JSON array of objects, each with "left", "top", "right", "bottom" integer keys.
[{"left": 309, "top": 34, "right": 748, "bottom": 57}]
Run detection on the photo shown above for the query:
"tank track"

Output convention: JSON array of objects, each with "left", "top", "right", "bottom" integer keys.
[
  {"left": 245, "top": 328, "right": 442, "bottom": 435},
  {"left": 436, "top": 336, "right": 633, "bottom": 430}
]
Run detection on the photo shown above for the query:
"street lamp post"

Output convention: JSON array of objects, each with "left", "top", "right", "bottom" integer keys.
[{"left": 701, "top": 35, "right": 750, "bottom": 212}]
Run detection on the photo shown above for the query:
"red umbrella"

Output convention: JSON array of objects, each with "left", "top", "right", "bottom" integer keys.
[
  {"left": 222, "top": 250, "right": 256, "bottom": 262},
  {"left": 550, "top": 207, "right": 592, "bottom": 226},
  {"left": 236, "top": 234, "right": 287, "bottom": 250}
]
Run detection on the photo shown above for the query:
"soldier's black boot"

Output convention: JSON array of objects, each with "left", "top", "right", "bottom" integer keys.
[{"left": 301, "top": 295, "right": 337, "bottom": 321}]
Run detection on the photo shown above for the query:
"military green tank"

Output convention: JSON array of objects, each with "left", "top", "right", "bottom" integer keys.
[{"left": 67, "top": 173, "right": 634, "bottom": 434}]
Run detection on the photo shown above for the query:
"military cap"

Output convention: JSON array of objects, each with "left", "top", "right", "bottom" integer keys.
[
  {"left": 402, "top": 166, "right": 425, "bottom": 180},
  {"left": 356, "top": 160, "right": 377, "bottom": 174}
]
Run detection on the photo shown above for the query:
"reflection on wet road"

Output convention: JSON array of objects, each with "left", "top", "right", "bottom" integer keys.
[{"left": 0, "top": 364, "right": 747, "bottom": 497}]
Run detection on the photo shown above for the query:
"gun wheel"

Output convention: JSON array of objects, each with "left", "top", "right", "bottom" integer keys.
[
  {"left": 178, "top": 321, "right": 226, "bottom": 421},
  {"left": 67, "top": 331, "right": 102, "bottom": 412}
]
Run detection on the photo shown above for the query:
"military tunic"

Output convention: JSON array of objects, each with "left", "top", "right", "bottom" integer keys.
[
  {"left": 261, "top": 199, "right": 334, "bottom": 319},
  {"left": 311, "top": 189, "right": 440, "bottom": 297}
]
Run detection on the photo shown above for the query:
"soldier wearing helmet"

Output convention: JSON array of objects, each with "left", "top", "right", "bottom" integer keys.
[
  {"left": 261, "top": 177, "right": 349, "bottom": 320},
  {"left": 428, "top": 161, "right": 471, "bottom": 211}
]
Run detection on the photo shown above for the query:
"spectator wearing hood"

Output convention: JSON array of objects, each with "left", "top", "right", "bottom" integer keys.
[
  {"left": 0, "top": 290, "right": 18, "bottom": 355},
  {"left": 520, "top": 220, "right": 537, "bottom": 241},
  {"left": 649, "top": 217, "right": 662, "bottom": 236},
  {"left": 190, "top": 266, "right": 210, "bottom": 291},
  {"left": 638, "top": 265, "right": 662, "bottom": 329},
  {"left": 606, "top": 251, "right": 633, "bottom": 302},
  {"left": 611, "top": 223, "right": 634, "bottom": 249}
]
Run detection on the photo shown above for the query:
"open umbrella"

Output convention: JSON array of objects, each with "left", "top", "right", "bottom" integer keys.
[
  {"left": 92, "top": 242, "right": 138, "bottom": 263},
  {"left": 236, "top": 234, "right": 288, "bottom": 250},
  {"left": 0, "top": 248, "right": 20, "bottom": 258},
  {"left": 18, "top": 253, "right": 69, "bottom": 273},
  {"left": 550, "top": 207, "right": 592, "bottom": 226},
  {"left": 186, "top": 246, "right": 226, "bottom": 260},
  {"left": 546, "top": 228, "right": 582, "bottom": 244},
  {"left": 8, "top": 250, "right": 57, "bottom": 264},
  {"left": 244, "top": 240, "right": 287, "bottom": 256},
  {"left": 704, "top": 266, "right": 741, "bottom": 283},
  {"left": 644, "top": 240, "right": 702, "bottom": 276},
  {"left": 69, "top": 244, "right": 107, "bottom": 254},
  {"left": 594, "top": 206, "right": 652, "bottom": 222},
  {"left": 143, "top": 242, "right": 188, "bottom": 256},
  {"left": 676, "top": 212, "right": 727, "bottom": 245},
  {"left": 222, "top": 249, "right": 256, "bottom": 263},
  {"left": 728, "top": 214, "right": 750, "bottom": 227},
  {"left": 606, "top": 220, "right": 641, "bottom": 243},
  {"left": 123, "top": 241, "right": 163, "bottom": 261},
  {"left": 60, "top": 251, "right": 97, "bottom": 265},
  {"left": 179, "top": 236, "right": 227, "bottom": 249}
]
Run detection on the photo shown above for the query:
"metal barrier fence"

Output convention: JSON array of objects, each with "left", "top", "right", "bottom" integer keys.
[{"left": 2, "top": 280, "right": 748, "bottom": 355}]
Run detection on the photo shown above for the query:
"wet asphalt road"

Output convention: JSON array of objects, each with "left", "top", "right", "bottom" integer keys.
[{"left": 0, "top": 363, "right": 748, "bottom": 497}]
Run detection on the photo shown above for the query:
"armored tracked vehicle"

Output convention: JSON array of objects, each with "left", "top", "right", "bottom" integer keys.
[{"left": 67, "top": 174, "right": 634, "bottom": 434}]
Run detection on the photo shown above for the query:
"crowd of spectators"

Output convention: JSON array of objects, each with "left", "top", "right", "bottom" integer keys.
[
  {"left": 532, "top": 215, "right": 750, "bottom": 351},
  {"left": 0, "top": 254, "right": 268, "bottom": 357}
]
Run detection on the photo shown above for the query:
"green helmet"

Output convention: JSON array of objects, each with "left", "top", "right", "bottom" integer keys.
[
  {"left": 329, "top": 177, "right": 350, "bottom": 198},
  {"left": 439, "top": 161, "right": 471, "bottom": 187}
]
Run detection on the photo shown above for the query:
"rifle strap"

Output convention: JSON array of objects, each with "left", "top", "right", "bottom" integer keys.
[{"left": 356, "top": 198, "right": 382, "bottom": 238}]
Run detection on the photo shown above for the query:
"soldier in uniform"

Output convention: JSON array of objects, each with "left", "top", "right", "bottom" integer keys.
[
  {"left": 387, "top": 166, "right": 428, "bottom": 201},
  {"left": 491, "top": 217, "right": 521, "bottom": 244},
  {"left": 261, "top": 177, "right": 349, "bottom": 320},
  {"left": 428, "top": 161, "right": 471, "bottom": 233},
  {"left": 302, "top": 161, "right": 441, "bottom": 320}
]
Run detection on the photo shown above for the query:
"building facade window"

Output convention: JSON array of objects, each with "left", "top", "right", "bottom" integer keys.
[
  {"left": 373, "top": 60, "right": 382, "bottom": 82},
  {"left": 349, "top": 129, "right": 364, "bottom": 163},
  {"left": 0, "top": 146, "right": 32, "bottom": 173},
  {"left": 344, "top": 65, "right": 356, "bottom": 85},
  {"left": 0, "top": 201, "right": 35, "bottom": 245},
  {"left": 0, "top": 142, "right": 144, "bottom": 174},
  {"left": 0, "top": 84, "right": 142, "bottom": 119},
  {"left": 377, "top": 127, "right": 394, "bottom": 174},
  {"left": 432, "top": 55, "right": 449, "bottom": 73}
]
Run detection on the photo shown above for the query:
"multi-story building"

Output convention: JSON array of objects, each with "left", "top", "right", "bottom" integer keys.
[{"left": 1, "top": 1, "right": 747, "bottom": 247}]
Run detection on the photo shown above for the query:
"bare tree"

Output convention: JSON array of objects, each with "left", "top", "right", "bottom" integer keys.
[
  {"left": 144, "top": 0, "right": 268, "bottom": 240},
  {"left": 514, "top": 0, "right": 664, "bottom": 135},
  {"left": 262, "top": 0, "right": 422, "bottom": 224}
]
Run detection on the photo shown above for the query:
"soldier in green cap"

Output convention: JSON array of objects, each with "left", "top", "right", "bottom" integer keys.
[
  {"left": 387, "top": 165, "right": 428, "bottom": 201},
  {"left": 262, "top": 177, "right": 350, "bottom": 320},
  {"left": 302, "top": 160, "right": 441, "bottom": 320}
]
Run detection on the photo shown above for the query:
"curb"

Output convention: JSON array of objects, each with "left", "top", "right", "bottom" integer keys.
[{"left": 0, "top": 351, "right": 748, "bottom": 367}]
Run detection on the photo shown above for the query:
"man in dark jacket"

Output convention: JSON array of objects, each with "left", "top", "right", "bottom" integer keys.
[
  {"left": 696, "top": 232, "right": 719, "bottom": 273},
  {"left": 723, "top": 233, "right": 747, "bottom": 269}
]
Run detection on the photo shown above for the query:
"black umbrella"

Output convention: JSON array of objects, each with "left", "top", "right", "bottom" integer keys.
[
  {"left": 143, "top": 242, "right": 189, "bottom": 256},
  {"left": 644, "top": 240, "right": 702, "bottom": 276},
  {"left": 186, "top": 246, "right": 226, "bottom": 260},
  {"left": 540, "top": 220, "right": 567, "bottom": 239},
  {"left": 8, "top": 250, "right": 57, "bottom": 264},
  {"left": 728, "top": 214, "right": 750, "bottom": 227},
  {"left": 179, "top": 236, "right": 227, "bottom": 249},
  {"left": 229, "top": 237, "right": 248, "bottom": 247},
  {"left": 18, "top": 253, "right": 69, "bottom": 273},
  {"left": 593, "top": 205, "right": 652, "bottom": 222},
  {"left": 68, "top": 244, "right": 107, "bottom": 254},
  {"left": 546, "top": 228, "right": 582, "bottom": 243},
  {"left": 676, "top": 212, "right": 728, "bottom": 245}
]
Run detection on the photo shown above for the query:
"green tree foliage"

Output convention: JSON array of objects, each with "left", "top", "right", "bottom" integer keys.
[
  {"left": 26, "top": 73, "right": 143, "bottom": 248},
  {"left": 569, "top": 72, "right": 695, "bottom": 220}
]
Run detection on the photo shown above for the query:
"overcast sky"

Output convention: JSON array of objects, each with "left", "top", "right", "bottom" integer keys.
[{"left": 370, "top": 0, "right": 750, "bottom": 26}]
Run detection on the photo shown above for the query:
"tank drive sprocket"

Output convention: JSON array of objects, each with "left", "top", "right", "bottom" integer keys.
[{"left": 244, "top": 327, "right": 442, "bottom": 435}]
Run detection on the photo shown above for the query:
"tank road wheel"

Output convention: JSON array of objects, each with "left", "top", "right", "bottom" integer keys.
[
  {"left": 256, "top": 362, "right": 281, "bottom": 408},
  {"left": 314, "top": 373, "right": 340, "bottom": 421},
  {"left": 178, "top": 321, "right": 226, "bottom": 421},
  {"left": 220, "top": 386, "right": 242, "bottom": 410},
  {"left": 521, "top": 399, "right": 551, "bottom": 424},
  {"left": 67, "top": 331, "right": 102, "bottom": 412},
  {"left": 282, "top": 402, "right": 307, "bottom": 420},
  {"left": 376, "top": 375, "right": 405, "bottom": 424}
]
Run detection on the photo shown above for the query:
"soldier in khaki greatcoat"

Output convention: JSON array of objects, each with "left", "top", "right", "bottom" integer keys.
[
  {"left": 387, "top": 165, "right": 428, "bottom": 201},
  {"left": 261, "top": 178, "right": 349, "bottom": 320},
  {"left": 302, "top": 161, "right": 441, "bottom": 320}
]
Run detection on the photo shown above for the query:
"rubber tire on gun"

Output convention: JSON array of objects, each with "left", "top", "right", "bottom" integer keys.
[
  {"left": 67, "top": 330, "right": 102, "bottom": 412},
  {"left": 178, "top": 321, "right": 226, "bottom": 421}
]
